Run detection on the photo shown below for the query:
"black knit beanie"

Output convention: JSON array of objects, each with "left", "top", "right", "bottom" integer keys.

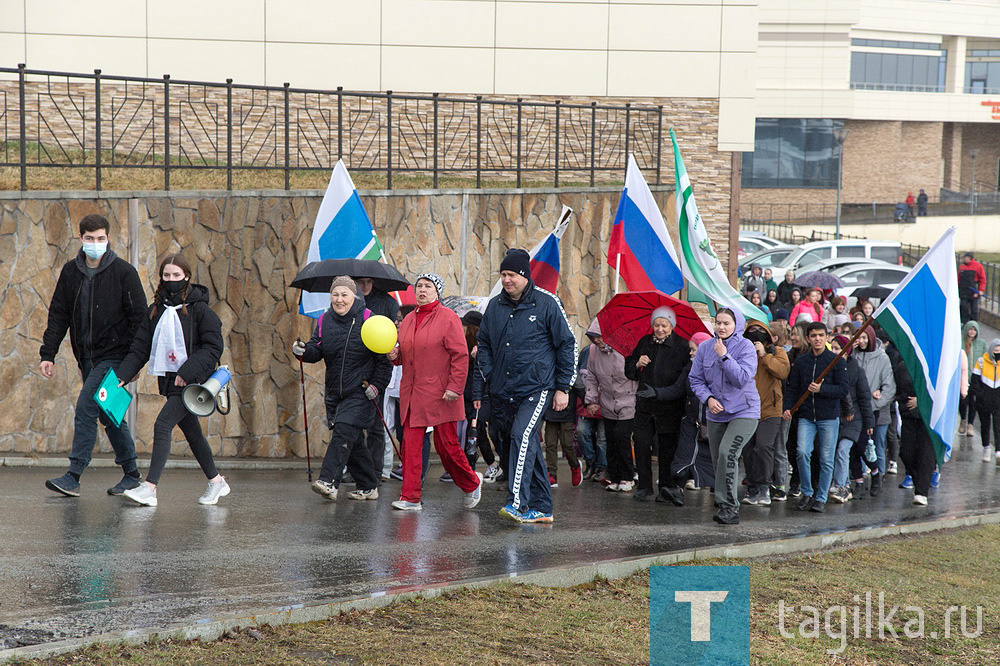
[{"left": 499, "top": 248, "right": 531, "bottom": 278}]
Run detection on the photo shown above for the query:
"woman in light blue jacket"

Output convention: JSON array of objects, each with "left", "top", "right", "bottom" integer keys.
[{"left": 689, "top": 307, "right": 760, "bottom": 525}]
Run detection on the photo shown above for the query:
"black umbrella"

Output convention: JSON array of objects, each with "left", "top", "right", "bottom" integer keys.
[
  {"left": 853, "top": 284, "right": 892, "bottom": 300},
  {"left": 290, "top": 259, "right": 410, "bottom": 293}
]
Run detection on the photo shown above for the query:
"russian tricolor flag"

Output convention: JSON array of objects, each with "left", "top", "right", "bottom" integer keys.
[
  {"left": 489, "top": 206, "right": 572, "bottom": 298},
  {"left": 608, "top": 155, "right": 684, "bottom": 295}
]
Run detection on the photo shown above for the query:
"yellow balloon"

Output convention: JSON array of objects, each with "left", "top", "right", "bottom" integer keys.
[{"left": 361, "top": 315, "right": 398, "bottom": 354}]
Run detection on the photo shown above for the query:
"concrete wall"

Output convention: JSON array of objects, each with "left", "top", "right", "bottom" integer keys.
[
  {"left": 0, "top": 0, "right": 758, "bottom": 150},
  {"left": 793, "top": 215, "right": 1000, "bottom": 251},
  {"left": 0, "top": 185, "right": 734, "bottom": 457}
]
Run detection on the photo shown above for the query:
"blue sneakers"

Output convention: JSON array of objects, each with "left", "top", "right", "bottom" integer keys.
[
  {"left": 498, "top": 504, "right": 523, "bottom": 523},
  {"left": 899, "top": 475, "right": 914, "bottom": 489},
  {"left": 930, "top": 470, "right": 940, "bottom": 488},
  {"left": 520, "top": 509, "right": 553, "bottom": 524},
  {"left": 45, "top": 472, "right": 81, "bottom": 497}
]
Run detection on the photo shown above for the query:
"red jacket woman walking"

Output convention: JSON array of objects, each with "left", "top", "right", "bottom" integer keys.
[{"left": 388, "top": 273, "right": 483, "bottom": 510}]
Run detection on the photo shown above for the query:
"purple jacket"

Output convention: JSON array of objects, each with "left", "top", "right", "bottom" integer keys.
[{"left": 688, "top": 308, "right": 760, "bottom": 423}]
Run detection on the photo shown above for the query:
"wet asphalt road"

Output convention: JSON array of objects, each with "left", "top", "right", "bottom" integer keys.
[{"left": 1, "top": 441, "right": 999, "bottom": 643}]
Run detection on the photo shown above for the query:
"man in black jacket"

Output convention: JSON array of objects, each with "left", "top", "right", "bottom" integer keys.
[
  {"left": 783, "top": 322, "right": 848, "bottom": 513},
  {"left": 38, "top": 214, "right": 148, "bottom": 497},
  {"left": 354, "top": 276, "right": 400, "bottom": 480},
  {"left": 478, "top": 249, "right": 578, "bottom": 524}
]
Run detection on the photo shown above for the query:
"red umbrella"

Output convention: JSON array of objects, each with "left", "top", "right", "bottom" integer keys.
[{"left": 596, "top": 291, "right": 711, "bottom": 357}]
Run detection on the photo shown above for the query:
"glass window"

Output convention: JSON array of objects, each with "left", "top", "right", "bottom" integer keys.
[
  {"left": 837, "top": 245, "right": 866, "bottom": 258},
  {"left": 875, "top": 268, "right": 907, "bottom": 284},
  {"left": 797, "top": 248, "right": 832, "bottom": 266},
  {"left": 742, "top": 119, "right": 844, "bottom": 189},
  {"left": 851, "top": 52, "right": 942, "bottom": 90},
  {"left": 870, "top": 246, "right": 902, "bottom": 263},
  {"left": 755, "top": 250, "right": 792, "bottom": 269},
  {"left": 840, "top": 268, "right": 876, "bottom": 286}
]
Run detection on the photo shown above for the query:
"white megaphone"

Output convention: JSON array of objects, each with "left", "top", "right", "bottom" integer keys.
[{"left": 182, "top": 366, "right": 232, "bottom": 417}]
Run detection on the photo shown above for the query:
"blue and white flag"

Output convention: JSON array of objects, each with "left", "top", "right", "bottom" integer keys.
[
  {"left": 300, "top": 160, "right": 385, "bottom": 318},
  {"left": 873, "top": 226, "right": 961, "bottom": 464}
]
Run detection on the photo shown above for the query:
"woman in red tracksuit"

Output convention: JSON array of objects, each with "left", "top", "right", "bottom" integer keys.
[{"left": 388, "top": 273, "right": 483, "bottom": 511}]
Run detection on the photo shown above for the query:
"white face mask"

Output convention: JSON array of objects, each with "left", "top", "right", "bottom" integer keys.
[{"left": 82, "top": 241, "right": 108, "bottom": 260}]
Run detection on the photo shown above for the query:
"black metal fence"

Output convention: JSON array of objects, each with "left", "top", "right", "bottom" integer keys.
[
  {"left": 740, "top": 200, "right": 1000, "bottom": 227},
  {"left": 741, "top": 220, "right": 867, "bottom": 246},
  {"left": 0, "top": 64, "right": 665, "bottom": 191}
]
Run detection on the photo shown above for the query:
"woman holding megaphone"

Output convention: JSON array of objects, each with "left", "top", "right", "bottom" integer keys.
[
  {"left": 292, "top": 276, "right": 392, "bottom": 501},
  {"left": 115, "top": 254, "right": 227, "bottom": 507},
  {"left": 386, "top": 273, "right": 483, "bottom": 511}
]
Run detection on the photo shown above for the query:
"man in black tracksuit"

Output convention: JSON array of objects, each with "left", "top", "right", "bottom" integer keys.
[
  {"left": 477, "top": 249, "right": 578, "bottom": 523},
  {"left": 39, "top": 214, "right": 148, "bottom": 497}
]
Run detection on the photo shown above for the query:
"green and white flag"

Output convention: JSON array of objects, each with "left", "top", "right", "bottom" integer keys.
[{"left": 671, "top": 129, "right": 767, "bottom": 323}]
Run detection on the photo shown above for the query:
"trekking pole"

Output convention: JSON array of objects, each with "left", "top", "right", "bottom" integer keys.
[
  {"left": 363, "top": 381, "right": 402, "bottom": 459},
  {"left": 296, "top": 338, "right": 313, "bottom": 482}
]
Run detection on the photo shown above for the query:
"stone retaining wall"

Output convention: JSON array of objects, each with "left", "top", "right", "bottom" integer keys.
[{"left": 0, "top": 185, "right": 733, "bottom": 457}]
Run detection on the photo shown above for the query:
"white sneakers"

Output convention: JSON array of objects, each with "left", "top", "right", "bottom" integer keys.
[
  {"left": 464, "top": 472, "right": 484, "bottom": 509},
  {"left": 983, "top": 447, "right": 993, "bottom": 463},
  {"left": 348, "top": 488, "right": 379, "bottom": 500},
  {"left": 311, "top": 480, "right": 337, "bottom": 500},
  {"left": 198, "top": 477, "right": 231, "bottom": 505},
  {"left": 123, "top": 482, "right": 158, "bottom": 507},
  {"left": 483, "top": 463, "right": 501, "bottom": 483},
  {"left": 913, "top": 494, "right": 928, "bottom": 506},
  {"left": 122, "top": 477, "right": 231, "bottom": 506}
]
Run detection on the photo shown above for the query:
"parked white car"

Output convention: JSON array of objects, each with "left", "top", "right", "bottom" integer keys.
[
  {"left": 772, "top": 240, "right": 903, "bottom": 275},
  {"left": 832, "top": 263, "right": 911, "bottom": 307}
]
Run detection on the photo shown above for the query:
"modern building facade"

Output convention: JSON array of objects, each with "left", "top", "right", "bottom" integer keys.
[{"left": 743, "top": 0, "right": 1000, "bottom": 218}]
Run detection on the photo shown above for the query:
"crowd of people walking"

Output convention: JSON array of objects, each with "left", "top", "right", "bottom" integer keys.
[{"left": 37, "top": 215, "right": 998, "bottom": 527}]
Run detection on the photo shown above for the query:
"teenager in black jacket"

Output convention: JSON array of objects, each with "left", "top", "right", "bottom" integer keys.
[
  {"left": 114, "top": 254, "right": 226, "bottom": 507},
  {"left": 293, "top": 276, "right": 392, "bottom": 502},
  {"left": 39, "top": 214, "right": 148, "bottom": 498}
]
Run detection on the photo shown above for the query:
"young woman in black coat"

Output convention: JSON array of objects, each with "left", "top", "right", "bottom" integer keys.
[
  {"left": 626, "top": 306, "right": 692, "bottom": 503},
  {"left": 115, "top": 254, "right": 227, "bottom": 507}
]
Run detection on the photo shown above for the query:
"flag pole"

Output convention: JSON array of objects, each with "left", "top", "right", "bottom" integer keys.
[
  {"left": 788, "top": 315, "right": 875, "bottom": 415},
  {"left": 614, "top": 253, "right": 622, "bottom": 295}
]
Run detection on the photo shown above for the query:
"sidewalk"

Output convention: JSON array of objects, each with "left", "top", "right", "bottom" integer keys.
[{"left": 1, "top": 439, "right": 998, "bottom": 649}]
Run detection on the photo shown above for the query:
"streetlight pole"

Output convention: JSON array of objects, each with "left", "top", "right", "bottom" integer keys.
[
  {"left": 833, "top": 126, "right": 849, "bottom": 239},
  {"left": 970, "top": 149, "right": 979, "bottom": 215}
]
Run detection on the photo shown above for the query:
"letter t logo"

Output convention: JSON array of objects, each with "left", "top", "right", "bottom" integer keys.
[{"left": 675, "top": 591, "right": 729, "bottom": 641}]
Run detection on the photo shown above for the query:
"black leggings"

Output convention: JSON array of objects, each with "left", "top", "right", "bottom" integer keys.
[
  {"left": 959, "top": 393, "right": 977, "bottom": 426},
  {"left": 977, "top": 406, "right": 1000, "bottom": 450},
  {"left": 148, "top": 394, "right": 219, "bottom": 485},
  {"left": 604, "top": 418, "right": 635, "bottom": 484}
]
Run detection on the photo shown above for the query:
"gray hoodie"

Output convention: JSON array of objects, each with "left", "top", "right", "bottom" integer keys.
[{"left": 855, "top": 338, "right": 896, "bottom": 426}]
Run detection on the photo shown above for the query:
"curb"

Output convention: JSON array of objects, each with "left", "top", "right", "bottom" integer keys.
[
  {"left": 0, "top": 456, "right": 309, "bottom": 471},
  {"left": 3, "top": 508, "right": 999, "bottom": 663},
  {"left": 0, "top": 457, "right": 445, "bottom": 471}
]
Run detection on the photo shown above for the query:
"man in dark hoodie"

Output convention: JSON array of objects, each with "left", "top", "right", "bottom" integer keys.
[
  {"left": 39, "top": 214, "right": 148, "bottom": 497},
  {"left": 783, "top": 321, "right": 848, "bottom": 513}
]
